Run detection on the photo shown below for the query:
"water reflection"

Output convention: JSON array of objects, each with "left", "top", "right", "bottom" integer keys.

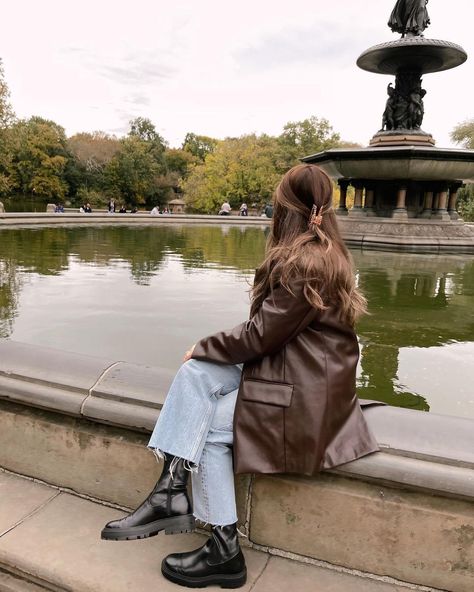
[
  {"left": 0, "top": 260, "right": 21, "bottom": 338},
  {"left": 0, "top": 225, "right": 473, "bottom": 418},
  {"left": 354, "top": 251, "right": 474, "bottom": 414},
  {"left": 0, "top": 225, "right": 266, "bottom": 285}
]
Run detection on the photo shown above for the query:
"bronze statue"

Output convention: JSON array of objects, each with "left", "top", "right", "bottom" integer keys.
[
  {"left": 381, "top": 74, "right": 427, "bottom": 131},
  {"left": 388, "top": 0, "right": 430, "bottom": 37},
  {"left": 407, "top": 84, "right": 426, "bottom": 128},
  {"left": 382, "top": 84, "right": 396, "bottom": 130}
]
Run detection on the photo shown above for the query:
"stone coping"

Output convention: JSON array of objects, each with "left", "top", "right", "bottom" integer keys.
[
  {"left": 0, "top": 472, "right": 418, "bottom": 592},
  {"left": 0, "top": 339, "right": 473, "bottom": 500},
  {"left": 303, "top": 145, "right": 474, "bottom": 162},
  {"left": 0, "top": 211, "right": 469, "bottom": 225},
  {"left": 0, "top": 212, "right": 271, "bottom": 226},
  {"left": 1, "top": 212, "right": 473, "bottom": 253}
]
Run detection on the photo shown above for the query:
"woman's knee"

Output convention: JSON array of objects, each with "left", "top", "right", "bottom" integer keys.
[
  {"left": 179, "top": 358, "right": 221, "bottom": 376},
  {"left": 180, "top": 358, "right": 203, "bottom": 372},
  {"left": 176, "top": 359, "right": 212, "bottom": 382},
  {"left": 178, "top": 360, "right": 240, "bottom": 392}
]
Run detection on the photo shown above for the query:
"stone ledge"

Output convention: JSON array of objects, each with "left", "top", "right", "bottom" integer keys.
[
  {"left": 2, "top": 213, "right": 473, "bottom": 253},
  {"left": 0, "top": 403, "right": 469, "bottom": 591},
  {"left": 0, "top": 340, "right": 113, "bottom": 394},
  {"left": 0, "top": 374, "right": 86, "bottom": 417},
  {"left": 333, "top": 452, "right": 474, "bottom": 500},
  {"left": 0, "top": 340, "right": 473, "bottom": 500},
  {"left": 0, "top": 472, "right": 414, "bottom": 592},
  {"left": 363, "top": 405, "right": 474, "bottom": 466},
  {"left": 250, "top": 473, "right": 474, "bottom": 592},
  {"left": 82, "top": 396, "right": 160, "bottom": 432},
  {"left": 0, "top": 213, "right": 271, "bottom": 227}
]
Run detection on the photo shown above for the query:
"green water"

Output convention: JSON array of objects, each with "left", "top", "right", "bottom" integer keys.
[
  {"left": 1, "top": 224, "right": 473, "bottom": 418},
  {"left": 1, "top": 196, "right": 51, "bottom": 213}
]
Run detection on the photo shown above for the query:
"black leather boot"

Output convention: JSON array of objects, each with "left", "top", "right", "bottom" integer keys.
[
  {"left": 161, "top": 523, "right": 247, "bottom": 588},
  {"left": 101, "top": 456, "right": 195, "bottom": 541}
]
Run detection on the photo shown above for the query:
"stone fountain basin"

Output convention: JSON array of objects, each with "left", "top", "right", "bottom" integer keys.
[
  {"left": 357, "top": 38, "right": 467, "bottom": 75},
  {"left": 302, "top": 146, "right": 474, "bottom": 182}
]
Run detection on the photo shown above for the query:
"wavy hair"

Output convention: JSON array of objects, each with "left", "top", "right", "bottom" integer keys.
[{"left": 250, "top": 164, "right": 367, "bottom": 326}]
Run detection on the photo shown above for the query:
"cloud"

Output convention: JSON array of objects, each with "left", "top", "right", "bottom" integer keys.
[
  {"left": 98, "top": 58, "right": 175, "bottom": 85},
  {"left": 61, "top": 46, "right": 86, "bottom": 55},
  {"left": 127, "top": 93, "right": 151, "bottom": 107},
  {"left": 234, "top": 23, "right": 369, "bottom": 71},
  {"left": 61, "top": 46, "right": 176, "bottom": 86}
]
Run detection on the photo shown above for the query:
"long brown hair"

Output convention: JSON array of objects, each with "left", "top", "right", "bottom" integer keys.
[{"left": 250, "top": 164, "right": 366, "bottom": 326}]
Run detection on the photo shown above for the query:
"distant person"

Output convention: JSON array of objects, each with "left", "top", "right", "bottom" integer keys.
[
  {"left": 119, "top": 205, "right": 127, "bottom": 213},
  {"left": 108, "top": 199, "right": 116, "bottom": 213},
  {"left": 84, "top": 203, "right": 92, "bottom": 213},
  {"left": 79, "top": 205, "right": 85, "bottom": 213},
  {"left": 219, "top": 201, "right": 231, "bottom": 216},
  {"left": 263, "top": 203, "right": 273, "bottom": 218},
  {"left": 163, "top": 207, "right": 170, "bottom": 214},
  {"left": 101, "top": 164, "right": 379, "bottom": 589},
  {"left": 54, "top": 204, "right": 64, "bottom": 213},
  {"left": 130, "top": 206, "right": 138, "bottom": 213},
  {"left": 150, "top": 206, "right": 160, "bottom": 215},
  {"left": 239, "top": 203, "right": 248, "bottom": 216}
]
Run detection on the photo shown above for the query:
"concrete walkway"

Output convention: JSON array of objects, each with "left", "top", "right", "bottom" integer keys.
[{"left": 0, "top": 471, "right": 437, "bottom": 592}]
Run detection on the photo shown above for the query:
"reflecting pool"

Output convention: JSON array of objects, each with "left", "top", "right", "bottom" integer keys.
[{"left": 1, "top": 224, "right": 473, "bottom": 418}]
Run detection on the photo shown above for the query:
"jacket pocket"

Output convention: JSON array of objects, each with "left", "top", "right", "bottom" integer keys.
[{"left": 241, "top": 379, "right": 293, "bottom": 407}]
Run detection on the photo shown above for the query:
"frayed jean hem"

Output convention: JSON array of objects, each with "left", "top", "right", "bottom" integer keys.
[{"left": 148, "top": 447, "right": 199, "bottom": 474}]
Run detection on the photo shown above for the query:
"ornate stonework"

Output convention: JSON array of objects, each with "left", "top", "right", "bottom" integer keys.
[{"left": 338, "top": 218, "right": 474, "bottom": 252}]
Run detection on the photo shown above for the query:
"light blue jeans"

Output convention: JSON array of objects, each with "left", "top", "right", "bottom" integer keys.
[{"left": 148, "top": 359, "right": 242, "bottom": 526}]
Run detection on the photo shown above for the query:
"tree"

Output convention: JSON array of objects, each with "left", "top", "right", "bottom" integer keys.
[
  {"left": 104, "top": 118, "right": 173, "bottom": 205},
  {"left": 68, "top": 131, "right": 120, "bottom": 169},
  {"left": 182, "top": 134, "right": 281, "bottom": 213},
  {"left": 450, "top": 119, "right": 474, "bottom": 220},
  {"left": 450, "top": 119, "right": 474, "bottom": 149},
  {"left": 129, "top": 117, "right": 167, "bottom": 150},
  {"left": 0, "top": 138, "right": 12, "bottom": 195},
  {"left": 164, "top": 148, "right": 196, "bottom": 178},
  {"left": 8, "top": 117, "right": 69, "bottom": 199},
  {"left": 0, "top": 59, "right": 14, "bottom": 195},
  {"left": 278, "top": 116, "right": 341, "bottom": 165},
  {"left": 0, "top": 127, "right": 13, "bottom": 195},
  {"left": 164, "top": 148, "right": 198, "bottom": 192},
  {"left": 0, "top": 59, "right": 14, "bottom": 128},
  {"left": 128, "top": 117, "right": 168, "bottom": 177},
  {"left": 106, "top": 136, "right": 167, "bottom": 205},
  {"left": 66, "top": 131, "right": 120, "bottom": 196},
  {"left": 182, "top": 133, "right": 218, "bottom": 161}
]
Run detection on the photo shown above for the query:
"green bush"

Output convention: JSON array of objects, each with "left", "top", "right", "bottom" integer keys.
[
  {"left": 74, "top": 187, "right": 112, "bottom": 208},
  {"left": 457, "top": 184, "right": 474, "bottom": 222}
]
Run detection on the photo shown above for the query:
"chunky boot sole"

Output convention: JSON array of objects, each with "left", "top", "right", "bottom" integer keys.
[
  {"left": 101, "top": 514, "right": 195, "bottom": 541},
  {"left": 161, "top": 561, "right": 247, "bottom": 589}
]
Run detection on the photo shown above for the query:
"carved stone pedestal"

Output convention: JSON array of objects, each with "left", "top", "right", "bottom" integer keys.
[
  {"left": 348, "top": 207, "right": 366, "bottom": 218},
  {"left": 432, "top": 210, "right": 451, "bottom": 221},
  {"left": 370, "top": 131, "right": 435, "bottom": 147},
  {"left": 392, "top": 208, "right": 409, "bottom": 220}
]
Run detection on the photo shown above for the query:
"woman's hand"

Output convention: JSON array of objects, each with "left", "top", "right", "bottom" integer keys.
[{"left": 183, "top": 344, "right": 196, "bottom": 362}]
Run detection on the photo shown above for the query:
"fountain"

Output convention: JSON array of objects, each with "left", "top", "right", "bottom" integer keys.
[{"left": 303, "top": 0, "right": 474, "bottom": 253}]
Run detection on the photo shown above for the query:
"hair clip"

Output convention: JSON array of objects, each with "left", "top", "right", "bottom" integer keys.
[{"left": 309, "top": 204, "right": 323, "bottom": 227}]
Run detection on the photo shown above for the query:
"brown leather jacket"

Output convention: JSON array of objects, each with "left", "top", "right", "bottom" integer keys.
[{"left": 192, "top": 282, "right": 379, "bottom": 476}]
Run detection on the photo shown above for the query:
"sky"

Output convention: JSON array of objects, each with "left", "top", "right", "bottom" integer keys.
[{"left": 2, "top": 0, "right": 473, "bottom": 148}]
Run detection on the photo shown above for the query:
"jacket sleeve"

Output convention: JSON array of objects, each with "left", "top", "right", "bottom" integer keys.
[{"left": 191, "top": 282, "right": 317, "bottom": 365}]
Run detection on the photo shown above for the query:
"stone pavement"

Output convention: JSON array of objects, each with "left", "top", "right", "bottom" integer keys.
[{"left": 0, "top": 471, "right": 435, "bottom": 592}]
